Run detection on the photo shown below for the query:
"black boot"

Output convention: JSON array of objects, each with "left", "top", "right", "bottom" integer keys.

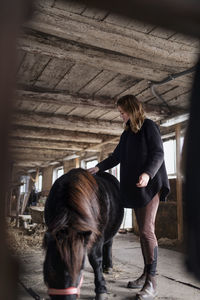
[
  {"left": 127, "top": 267, "right": 146, "bottom": 289},
  {"left": 136, "top": 274, "right": 157, "bottom": 300},
  {"left": 136, "top": 246, "right": 158, "bottom": 300},
  {"left": 127, "top": 240, "right": 147, "bottom": 289}
]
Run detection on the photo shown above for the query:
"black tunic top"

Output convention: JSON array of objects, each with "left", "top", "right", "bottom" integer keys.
[{"left": 97, "top": 118, "right": 170, "bottom": 208}]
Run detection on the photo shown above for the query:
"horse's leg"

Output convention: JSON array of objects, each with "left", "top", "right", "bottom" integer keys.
[
  {"left": 102, "top": 239, "right": 113, "bottom": 274},
  {"left": 88, "top": 243, "right": 108, "bottom": 300}
]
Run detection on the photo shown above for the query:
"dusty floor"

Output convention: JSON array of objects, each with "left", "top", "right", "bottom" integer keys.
[{"left": 15, "top": 232, "right": 200, "bottom": 300}]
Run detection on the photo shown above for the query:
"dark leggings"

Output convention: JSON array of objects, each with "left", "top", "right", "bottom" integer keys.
[{"left": 134, "top": 194, "right": 159, "bottom": 275}]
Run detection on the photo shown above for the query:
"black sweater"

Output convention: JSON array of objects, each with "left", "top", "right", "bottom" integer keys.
[{"left": 97, "top": 118, "right": 170, "bottom": 208}]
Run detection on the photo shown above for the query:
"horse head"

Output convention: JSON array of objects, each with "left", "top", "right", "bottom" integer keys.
[{"left": 43, "top": 169, "right": 101, "bottom": 299}]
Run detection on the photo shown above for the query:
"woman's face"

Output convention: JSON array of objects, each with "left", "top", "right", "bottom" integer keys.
[{"left": 118, "top": 106, "right": 130, "bottom": 123}]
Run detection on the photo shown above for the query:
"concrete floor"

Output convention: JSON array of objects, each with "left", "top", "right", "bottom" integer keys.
[{"left": 18, "top": 233, "right": 200, "bottom": 300}]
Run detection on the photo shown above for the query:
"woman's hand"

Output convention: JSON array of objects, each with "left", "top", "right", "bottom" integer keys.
[
  {"left": 136, "top": 173, "right": 150, "bottom": 187},
  {"left": 88, "top": 166, "right": 99, "bottom": 174}
]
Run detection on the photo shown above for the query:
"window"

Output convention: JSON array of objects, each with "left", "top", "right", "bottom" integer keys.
[
  {"left": 110, "top": 164, "right": 120, "bottom": 181},
  {"left": 20, "top": 175, "right": 30, "bottom": 194},
  {"left": 35, "top": 174, "right": 42, "bottom": 192},
  {"left": 163, "top": 139, "right": 176, "bottom": 177},
  {"left": 81, "top": 158, "right": 98, "bottom": 169},
  {"left": 163, "top": 135, "right": 185, "bottom": 178},
  {"left": 110, "top": 163, "right": 134, "bottom": 229},
  {"left": 86, "top": 159, "right": 98, "bottom": 169},
  {"left": 52, "top": 166, "right": 64, "bottom": 184},
  {"left": 120, "top": 208, "right": 133, "bottom": 229},
  {"left": 180, "top": 136, "right": 184, "bottom": 152}
]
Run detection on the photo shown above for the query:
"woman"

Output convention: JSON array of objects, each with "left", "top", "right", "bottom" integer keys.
[{"left": 88, "top": 94, "right": 170, "bottom": 300}]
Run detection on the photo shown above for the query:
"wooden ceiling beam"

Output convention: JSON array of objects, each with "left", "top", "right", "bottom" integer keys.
[
  {"left": 13, "top": 161, "right": 48, "bottom": 168},
  {"left": 13, "top": 107, "right": 185, "bottom": 137},
  {"left": 82, "top": 0, "right": 200, "bottom": 38},
  {"left": 12, "top": 111, "right": 123, "bottom": 135},
  {"left": 19, "top": 31, "right": 193, "bottom": 86},
  {"left": 9, "top": 137, "right": 94, "bottom": 151},
  {"left": 10, "top": 126, "right": 116, "bottom": 143},
  {"left": 11, "top": 148, "right": 74, "bottom": 166},
  {"left": 77, "top": 137, "right": 119, "bottom": 155},
  {"left": 11, "top": 147, "right": 71, "bottom": 157},
  {"left": 27, "top": 5, "right": 197, "bottom": 69},
  {"left": 16, "top": 89, "right": 116, "bottom": 109},
  {"left": 16, "top": 89, "right": 179, "bottom": 117}
]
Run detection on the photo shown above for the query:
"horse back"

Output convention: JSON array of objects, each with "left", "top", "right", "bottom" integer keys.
[
  {"left": 44, "top": 169, "right": 124, "bottom": 243},
  {"left": 94, "top": 172, "right": 124, "bottom": 242}
]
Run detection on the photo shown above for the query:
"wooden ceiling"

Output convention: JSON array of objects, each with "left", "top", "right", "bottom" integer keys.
[{"left": 11, "top": 0, "right": 199, "bottom": 170}]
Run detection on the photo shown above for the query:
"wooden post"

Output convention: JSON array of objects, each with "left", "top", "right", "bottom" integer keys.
[
  {"left": 15, "top": 190, "right": 21, "bottom": 228},
  {"left": 7, "top": 189, "right": 12, "bottom": 217},
  {"left": 7, "top": 162, "right": 14, "bottom": 216},
  {"left": 75, "top": 157, "right": 80, "bottom": 168},
  {"left": 42, "top": 166, "right": 54, "bottom": 196},
  {"left": 176, "top": 124, "right": 183, "bottom": 241}
]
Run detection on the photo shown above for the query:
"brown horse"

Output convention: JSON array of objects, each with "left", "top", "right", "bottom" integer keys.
[{"left": 43, "top": 168, "right": 124, "bottom": 300}]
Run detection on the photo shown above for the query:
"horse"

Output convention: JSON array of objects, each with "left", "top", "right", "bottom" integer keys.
[{"left": 43, "top": 168, "right": 124, "bottom": 300}]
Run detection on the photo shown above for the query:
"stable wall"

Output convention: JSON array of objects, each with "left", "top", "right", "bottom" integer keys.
[
  {"left": 156, "top": 178, "right": 178, "bottom": 239},
  {"left": 41, "top": 158, "right": 79, "bottom": 196},
  {"left": 63, "top": 158, "right": 79, "bottom": 173}
]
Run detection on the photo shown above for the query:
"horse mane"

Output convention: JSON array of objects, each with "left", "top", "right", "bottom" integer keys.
[{"left": 46, "top": 168, "right": 100, "bottom": 283}]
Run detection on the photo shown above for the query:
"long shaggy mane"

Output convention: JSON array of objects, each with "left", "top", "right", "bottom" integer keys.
[{"left": 46, "top": 168, "right": 100, "bottom": 283}]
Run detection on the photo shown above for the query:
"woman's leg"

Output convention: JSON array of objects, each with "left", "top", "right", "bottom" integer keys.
[
  {"left": 127, "top": 212, "right": 147, "bottom": 288},
  {"left": 127, "top": 194, "right": 159, "bottom": 289},
  {"left": 137, "top": 194, "right": 159, "bottom": 273},
  {"left": 135, "top": 194, "right": 160, "bottom": 299}
]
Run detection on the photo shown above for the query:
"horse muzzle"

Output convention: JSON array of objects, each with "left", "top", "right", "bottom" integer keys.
[{"left": 48, "top": 274, "right": 83, "bottom": 298}]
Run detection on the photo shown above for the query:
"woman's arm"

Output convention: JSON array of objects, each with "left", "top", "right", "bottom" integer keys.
[
  {"left": 88, "top": 139, "right": 121, "bottom": 174},
  {"left": 144, "top": 120, "right": 164, "bottom": 179}
]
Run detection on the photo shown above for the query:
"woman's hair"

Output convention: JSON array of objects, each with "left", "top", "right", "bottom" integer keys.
[{"left": 117, "top": 94, "right": 145, "bottom": 133}]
